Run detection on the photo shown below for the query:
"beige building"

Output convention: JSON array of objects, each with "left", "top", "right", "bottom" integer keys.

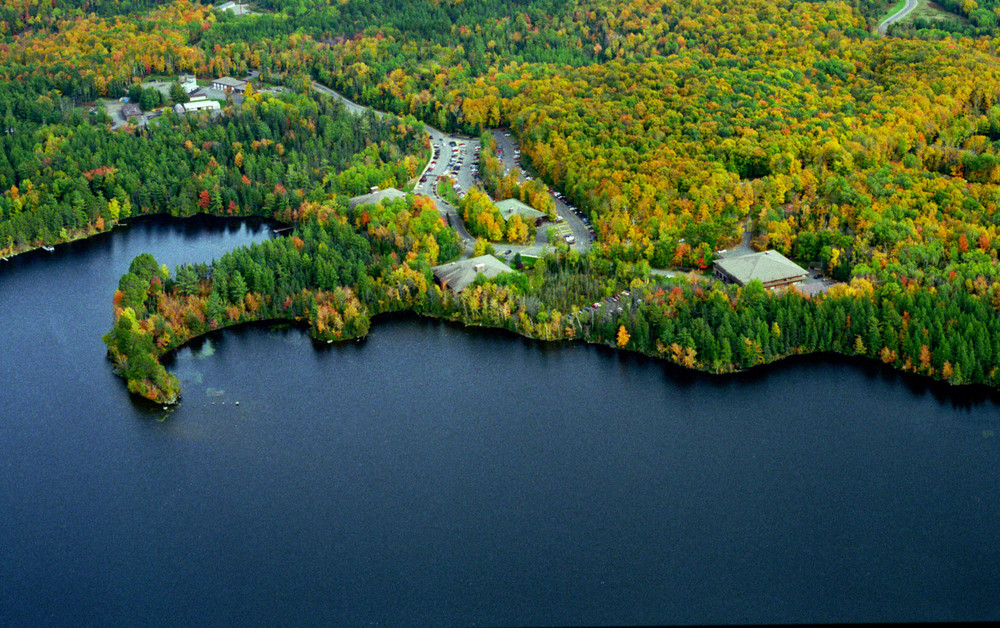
[
  {"left": 713, "top": 250, "right": 808, "bottom": 289},
  {"left": 212, "top": 77, "right": 249, "bottom": 94}
]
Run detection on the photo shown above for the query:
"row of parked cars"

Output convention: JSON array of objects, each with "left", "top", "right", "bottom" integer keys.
[
  {"left": 498, "top": 131, "right": 601, "bottom": 244},
  {"left": 552, "top": 191, "right": 597, "bottom": 242},
  {"left": 419, "top": 143, "right": 444, "bottom": 186},
  {"left": 579, "top": 290, "right": 632, "bottom": 314}
]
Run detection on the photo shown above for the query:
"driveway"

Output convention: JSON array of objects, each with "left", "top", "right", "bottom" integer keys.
[
  {"left": 491, "top": 129, "right": 593, "bottom": 251},
  {"left": 877, "top": 0, "right": 919, "bottom": 35},
  {"left": 716, "top": 220, "right": 754, "bottom": 259}
]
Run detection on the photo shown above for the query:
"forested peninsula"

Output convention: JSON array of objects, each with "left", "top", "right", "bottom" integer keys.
[{"left": 5, "top": 1, "right": 1000, "bottom": 401}]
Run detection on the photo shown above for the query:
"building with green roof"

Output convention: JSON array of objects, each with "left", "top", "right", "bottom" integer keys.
[
  {"left": 713, "top": 250, "right": 808, "bottom": 289},
  {"left": 494, "top": 199, "right": 546, "bottom": 226},
  {"left": 348, "top": 187, "right": 406, "bottom": 209},
  {"left": 431, "top": 255, "right": 514, "bottom": 293}
]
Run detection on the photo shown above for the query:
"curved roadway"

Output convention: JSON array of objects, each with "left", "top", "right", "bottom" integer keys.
[
  {"left": 877, "top": 0, "right": 919, "bottom": 35},
  {"left": 311, "top": 81, "right": 588, "bottom": 257}
]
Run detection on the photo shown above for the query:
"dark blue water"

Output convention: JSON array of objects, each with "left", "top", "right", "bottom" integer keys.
[{"left": 1, "top": 218, "right": 999, "bottom": 626}]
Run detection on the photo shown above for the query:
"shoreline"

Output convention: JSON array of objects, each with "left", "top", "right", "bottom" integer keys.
[
  {"left": 119, "top": 301, "right": 997, "bottom": 407},
  {"left": 1, "top": 222, "right": 122, "bottom": 260},
  {"left": 2, "top": 212, "right": 288, "bottom": 262}
]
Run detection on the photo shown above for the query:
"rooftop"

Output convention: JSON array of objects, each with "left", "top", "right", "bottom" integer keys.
[
  {"left": 213, "top": 76, "right": 248, "bottom": 88},
  {"left": 495, "top": 198, "right": 546, "bottom": 221},
  {"left": 121, "top": 103, "right": 142, "bottom": 118},
  {"left": 431, "top": 255, "right": 514, "bottom": 293},
  {"left": 181, "top": 100, "right": 220, "bottom": 112},
  {"left": 714, "top": 250, "right": 808, "bottom": 286},
  {"left": 217, "top": 2, "right": 253, "bottom": 15},
  {"left": 348, "top": 187, "right": 407, "bottom": 209}
]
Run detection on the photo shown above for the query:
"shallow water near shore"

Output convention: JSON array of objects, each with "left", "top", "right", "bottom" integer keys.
[{"left": 1, "top": 217, "right": 998, "bottom": 625}]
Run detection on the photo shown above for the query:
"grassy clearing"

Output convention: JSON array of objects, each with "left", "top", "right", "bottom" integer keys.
[{"left": 902, "top": 0, "right": 968, "bottom": 24}]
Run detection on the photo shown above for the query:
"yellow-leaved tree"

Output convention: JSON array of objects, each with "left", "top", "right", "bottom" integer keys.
[{"left": 616, "top": 325, "right": 630, "bottom": 348}]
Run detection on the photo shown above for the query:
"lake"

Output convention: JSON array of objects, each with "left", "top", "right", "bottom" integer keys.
[{"left": 1, "top": 217, "right": 998, "bottom": 625}]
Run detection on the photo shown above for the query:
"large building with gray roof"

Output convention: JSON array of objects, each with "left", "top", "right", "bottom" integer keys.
[
  {"left": 212, "top": 76, "right": 249, "bottom": 94},
  {"left": 713, "top": 250, "right": 808, "bottom": 289},
  {"left": 348, "top": 187, "right": 407, "bottom": 209},
  {"left": 431, "top": 255, "right": 514, "bottom": 293}
]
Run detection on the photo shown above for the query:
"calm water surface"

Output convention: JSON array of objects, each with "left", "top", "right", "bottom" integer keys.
[{"left": 1, "top": 217, "right": 998, "bottom": 626}]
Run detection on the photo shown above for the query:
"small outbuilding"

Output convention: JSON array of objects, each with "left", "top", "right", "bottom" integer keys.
[
  {"left": 713, "top": 250, "right": 808, "bottom": 289},
  {"left": 432, "top": 255, "right": 514, "bottom": 293},
  {"left": 348, "top": 187, "right": 406, "bottom": 209},
  {"left": 495, "top": 198, "right": 546, "bottom": 226},
  {"left": 120, "top": 103, "right": 142, "bottom": 121}
]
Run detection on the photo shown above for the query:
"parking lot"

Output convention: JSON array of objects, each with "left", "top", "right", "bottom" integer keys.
[
  {"left": 492, "top": 129, "right": 594, "bottom": 250},
  {"left": 411, "top": 127, "right": 595, "bottom": 253},
  {"left": 309, "top": 83, "right": 591, "bottom": 255},
  {"left": 418, "top": 133, "right": 481, "bottom": 198},
  {"left": 411, "top": 128, "right": 482, "bottom": 250},
  {"left": 570, "top": 289, "right": 638, "bottom": 331}
]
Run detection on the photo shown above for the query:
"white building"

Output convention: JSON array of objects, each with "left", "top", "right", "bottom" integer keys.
[
  {"left": 174, "top": 97, "right": 221, "bottom": 115},
  {"left": 179, "top": 74, "right": 199, "bottom": 94},
  {"left": 218, "top": 1, "right": 253, "bottom": 15}
]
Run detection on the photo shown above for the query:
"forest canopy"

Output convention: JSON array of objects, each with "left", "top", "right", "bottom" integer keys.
[{"left": 4, "top": 0, "right": 1000, "bottom": 394}]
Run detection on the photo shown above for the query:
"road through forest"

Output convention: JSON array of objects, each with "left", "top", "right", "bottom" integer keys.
[{"left": 878, "top": 0, "right": 919, "bottom": 35}]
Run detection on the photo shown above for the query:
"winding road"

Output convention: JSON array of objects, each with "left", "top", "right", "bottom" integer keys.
[
  {"left": 877, "top": 0, "right": 919, "bottom": 35},
  {"left": 310, "top": 81, "right": 588, "bottom": 258}
]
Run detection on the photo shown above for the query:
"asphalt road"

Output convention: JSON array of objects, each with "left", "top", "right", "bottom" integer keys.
[
  {"left": 310, "top": 82, "right": 592, "bottom": 256},
  {"left": 412, "top": 129, "right": 480, "bottom": 251},
  {"left": 311, "top": 81, "right": 381, "bottom": 118},
  {"left": 877, "top": 0, "right": 919, "bottom": 35},
  {"left": 491, "top": 129, "right": 594, "bottom": 252}
]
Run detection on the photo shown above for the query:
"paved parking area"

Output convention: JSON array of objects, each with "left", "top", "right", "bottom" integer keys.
[
  {"left": 795, "top": 275, "right": 836, "bottom": 296},
  {"left": 492, "top": 129, "right": 593, "bottom": 250},
  {"left": 411, "top": 128, "right": 482, "bottom": 251},
  {"left": 553, "top": 222, "right": 574, "bottom": 240},
  {"left": 140, "top": 80, "right": 175, "bottom": 97}
]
